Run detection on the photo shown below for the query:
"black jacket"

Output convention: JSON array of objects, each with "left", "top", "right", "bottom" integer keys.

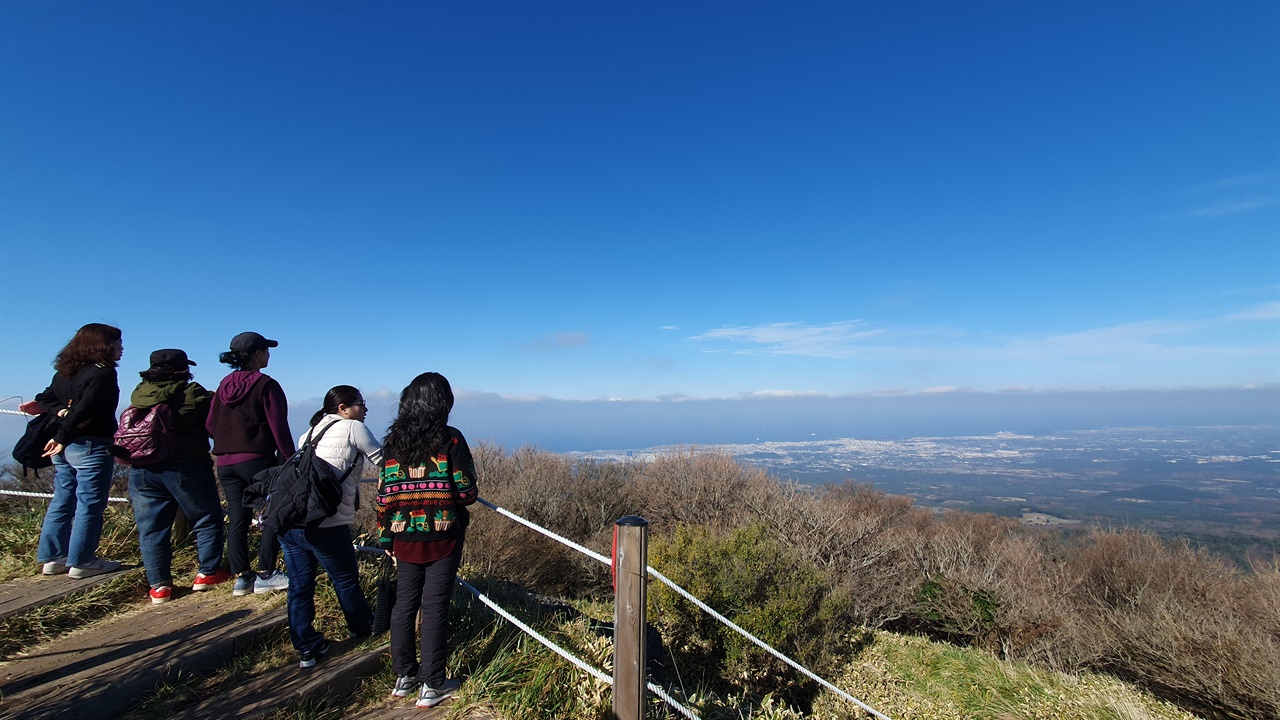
[{"left": 35, "top": 364, "right": 119, "bottom": 445}]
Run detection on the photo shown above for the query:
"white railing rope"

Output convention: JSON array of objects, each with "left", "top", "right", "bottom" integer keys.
[
  {"left": 455, "top": 576, "right": 614, "bottom": 685},
  {"left": 646, "top": 565, "right": 892, "bottom": 720},
  {"left": 0, "top": 488, "right": 131, "bottom": 503},
  {"left": 474, "top": 496, "right": 891, "bottom": 720},
  {"left": 0, "top": 408, "right": 35, "bottom": 417},
  {"left": 475, "top": 497, "right": 612, "bottom": 566}
]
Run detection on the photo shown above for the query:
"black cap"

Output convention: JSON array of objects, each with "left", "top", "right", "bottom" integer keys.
[
  {"left": 149, "top": 348, "right": 197, "bottom": 370},
  {"left": 229, "top": 331, "right": 279, "bottom": 354}
]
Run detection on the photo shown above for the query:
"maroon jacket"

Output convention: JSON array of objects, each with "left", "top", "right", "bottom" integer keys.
[{"left": 206, "top": 371, "right": 295, "bottom": 466}]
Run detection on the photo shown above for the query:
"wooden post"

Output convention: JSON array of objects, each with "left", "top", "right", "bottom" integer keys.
[{"left": 613, "top": 515, "right": 649, "bottom": 720}]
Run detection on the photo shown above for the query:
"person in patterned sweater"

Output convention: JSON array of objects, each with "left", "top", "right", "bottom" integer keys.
[{"left": 376, "top": 372, "right": 478, "bottom": 708}]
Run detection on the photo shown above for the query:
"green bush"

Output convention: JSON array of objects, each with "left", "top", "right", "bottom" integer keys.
[{"left": 648, "top": 522, "right": 852, "bottom": 711}]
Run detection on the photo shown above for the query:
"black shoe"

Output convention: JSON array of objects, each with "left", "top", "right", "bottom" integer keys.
[
  {"left": 300, "top": 639, "right": 330, "bottom": 668},
  {"left": 347, "top": 627, "right": 373, "bottom": 642}
]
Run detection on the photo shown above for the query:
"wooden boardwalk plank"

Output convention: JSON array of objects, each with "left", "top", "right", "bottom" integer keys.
[
  {"left": 174, "top": 641, "right": 390, "bottom": 719},
  {"left": 0, "top": 593, "right": 286, "bottom": 720},
  {"left": 0, "top": 565, "right": 138, "bottom": 621}
]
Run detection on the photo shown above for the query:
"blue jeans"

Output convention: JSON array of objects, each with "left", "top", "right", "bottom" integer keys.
[
  {"left": 38, "top": 437, "right": 116, "bottom": 567},
  {"left": 278, "top": 525, "right": 372, "bottom": 654},
  {"left": 129, "top": 457, "right": 226, "bottom": 588}
]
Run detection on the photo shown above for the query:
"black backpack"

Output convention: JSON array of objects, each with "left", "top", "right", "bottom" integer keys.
[
  {"left": 253, "top": 420, "right": 352, "bottom": 532},
  {"left": 12, "top": 413, "right": 59, "bottom": 475}
]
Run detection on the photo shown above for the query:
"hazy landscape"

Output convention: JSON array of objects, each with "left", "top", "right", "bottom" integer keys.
[{"left": 572, "top": 424, "right": 1280, "bottom": 550}]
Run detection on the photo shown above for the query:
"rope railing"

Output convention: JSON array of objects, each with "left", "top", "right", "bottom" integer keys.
[
  {"left": 475, "top": 497, "right": 893, "bottom": 720},
  {"left": 0, "top": 489, "right": 132, "bottom": 503},
  {"left": 475, "top": 497, "right": 612, "bottom": 565}
]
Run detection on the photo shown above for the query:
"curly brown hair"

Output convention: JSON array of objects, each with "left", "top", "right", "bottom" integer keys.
[{"left": 54, "top": 323, "right": 122, "bottom": 376}]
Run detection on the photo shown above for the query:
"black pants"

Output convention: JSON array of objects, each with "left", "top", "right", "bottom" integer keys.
[
  {"left": 217, "top": 457, "right": 280, "bottom": 577},
  {"left": 390, "top": 539, "right": 464, "bottom": 687}
]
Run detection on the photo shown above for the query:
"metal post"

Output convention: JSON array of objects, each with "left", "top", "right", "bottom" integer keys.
[{"left": 613, "top": 515, "right": 649, "bottom": 720}]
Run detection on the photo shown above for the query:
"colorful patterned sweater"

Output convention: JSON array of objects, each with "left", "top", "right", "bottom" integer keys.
[{"left": 376, "top": 427, "right": 478, "bottom": 545}]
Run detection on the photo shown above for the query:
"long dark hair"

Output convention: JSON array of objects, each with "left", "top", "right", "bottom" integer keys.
[
  {"left": 54, "top": 323, "right": 122, "bottom": 376},
  {"left": 219, "top": 349, "right": 251, "bottom": 370},
  {"left": 382, "top": 372, "right": 454, "bottom": 465},
  {"left": 311, "top": 385, "right": 362, "bottom": 427}
]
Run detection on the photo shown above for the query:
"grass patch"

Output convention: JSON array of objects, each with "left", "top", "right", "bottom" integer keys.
[{"left": 813, "top": 631, "right": 1201, "bottom": 720}]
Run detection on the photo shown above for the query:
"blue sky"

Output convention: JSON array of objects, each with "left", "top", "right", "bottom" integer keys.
[{"left": 1, "top": 1, "right": 1277, "bottom": 450}]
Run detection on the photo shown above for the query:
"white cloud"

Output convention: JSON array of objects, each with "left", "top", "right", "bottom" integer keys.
[
  {"left": 1186, "top": 195, "right": 1273, "bottom": 218},
  {"left": 1189, "top": 173, "right": 1273, "bottom": 193},
  {"left": 1226, "top": 302, "right": 1280, "bottom": 321},
  {"left": 691, "top": 320, "right": 883, "bottom": 358},
  {"left": 744, "top": 389, "right": 825, "bottom": 398},
  {"left": 923, "top": 386, "right": 963, "bottom": 394},
  {"left": 660, "top": 325, "right": 679, "bottom": 331}
]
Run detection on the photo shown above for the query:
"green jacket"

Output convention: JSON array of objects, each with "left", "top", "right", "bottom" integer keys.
[{"left": 129, "top": 379, "right": 214, "bottom": 461}]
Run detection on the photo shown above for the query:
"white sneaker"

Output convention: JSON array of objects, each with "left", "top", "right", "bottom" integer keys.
[
  {"left": 253, "top": 570, "right": 289, "bottom": 594},
  {"left": 42, "top": 559, "right": 68, "bottom": 575},
  {"left": 416, "top": 678, "right": 460, "bottom": 708},
  {"left": 68, "top": 559, "right": 121, "bottom": 579}
]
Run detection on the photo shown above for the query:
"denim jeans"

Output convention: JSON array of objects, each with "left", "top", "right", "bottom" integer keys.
[
  {"left": 129, "top": 457, "right": 226, "bottom": 588},
  {"left": 38, "top": 437, "right": 116, "bottom": 567},
  {"left": 278, "top": 524, "right": 372, "bottom": 654},
  {"left": 390, "top": 539, "right": 464, "bottom": 686},
  {"left": 217, "top": 457, "right": 280, "bottom": 577}
]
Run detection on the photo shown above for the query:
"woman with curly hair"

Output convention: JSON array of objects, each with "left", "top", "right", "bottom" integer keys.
[
  {"left": 34, "top": 323, "right": 124, "bottom": 579},
  {"left": 377, "top": 372, "right": 478, "bottom": 708}
]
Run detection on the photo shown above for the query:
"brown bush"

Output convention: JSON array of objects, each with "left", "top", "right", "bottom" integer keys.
[
  {"left": 447, "top": 444, "right": 1280, "bottom": 719},
  {"left": 1061, "top": 528, "right": 1280, "bottom": 720}
]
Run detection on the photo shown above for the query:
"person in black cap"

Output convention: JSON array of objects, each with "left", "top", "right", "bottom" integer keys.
[
  {"left": 125, "top": 349, "right": 231, "bottom": 603},
  {"left": 206, "top": 332, "right": 296, "bottom": 596}
]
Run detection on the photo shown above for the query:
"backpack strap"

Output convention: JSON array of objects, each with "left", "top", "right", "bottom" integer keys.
[{"left": 300, "top": 419, "right": 356, "bottom": 484}]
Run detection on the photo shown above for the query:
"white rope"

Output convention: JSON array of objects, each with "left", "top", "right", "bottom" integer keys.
[
  {"left": 473, "top": 499, "right": 879, "bottom": 719},
  {"left": 646, "top": 680, "right": 702, "bottom": 720},
  {"left": 646, "top": 565, "right": 892, "bottom": 720},
  {"left": 0, "top": 408, "right": 36, "bottom": 417},
  {"left": 0, "top": 488, "right": 131, "bottom": 503},
  {"left": 456, "top": 576, "right": 614, "bottom": 685},
  {"left": 475, "top": 497, "right": 612, "bottom": 566}
]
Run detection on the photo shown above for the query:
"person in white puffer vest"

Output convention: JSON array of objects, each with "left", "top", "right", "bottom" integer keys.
[{"left": 278, "top": 384, "right": 383, "bottom": 668}]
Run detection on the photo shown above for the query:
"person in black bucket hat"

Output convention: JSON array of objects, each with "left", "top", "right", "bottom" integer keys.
[
  {"left": 123, "top": 347, "right": 231, "bottom": 603},
  {"left": 206, "top": 332, "right": 296, "bottom": 596}
]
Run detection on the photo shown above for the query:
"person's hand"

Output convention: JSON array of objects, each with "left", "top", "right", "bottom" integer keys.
[
  {"left": 56, "top": 408, "right": 69, "bottom": 418},
  {"left": 41, "top": 439, "right": 64, "bottom": 457},
  {"left": 384, "top": 549, "right": 394, "bottom": 558}
]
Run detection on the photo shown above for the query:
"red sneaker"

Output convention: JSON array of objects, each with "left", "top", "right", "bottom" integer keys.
[
  {"left": 192, "top": 569, "right": 233, "bottom": 591},
  {"left": 149, "top": 586, "right": 173, "bottom": 604}
]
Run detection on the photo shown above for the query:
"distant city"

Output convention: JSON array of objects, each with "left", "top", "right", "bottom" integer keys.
[{"left": 570, "top": 425, "right": 1280, "bottom": 545}]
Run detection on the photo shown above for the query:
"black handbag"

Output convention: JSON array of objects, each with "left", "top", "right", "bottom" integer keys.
[
  {"left": 12, "top": 413, "right": 59, "bottom": 475},
  {"left": 371, "top": 552, "right": 396, "bottom": 635}
]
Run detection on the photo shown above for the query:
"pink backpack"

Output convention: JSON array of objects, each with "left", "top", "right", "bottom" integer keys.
[{"left": 114, "top": 402, "right": 179, "bottom": 465}]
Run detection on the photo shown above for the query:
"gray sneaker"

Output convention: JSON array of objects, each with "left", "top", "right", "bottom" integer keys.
[
  {"left": 42, "top": 558, "right": 68, "bottom": 575},
  {"left": 232, "top": 575, "right": 253, "bottom": 596},
  {"left": 68, "top": 559, "right": 121, "bottom": 579},
  {"left": 416, "top": 678, "right": 460, "bottom": 708},
  {"left": 391, "top": 675, "right": 418, "bottom": 698},
  {"left": 254, "top": 570, "right": 289, "bottom": 594}
]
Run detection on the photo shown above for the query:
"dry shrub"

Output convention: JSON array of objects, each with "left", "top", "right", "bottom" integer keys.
[
  {"left": 783, "top": 482, "right": 923, "bottom": 629},
  {"left": 626, "top": 449, "right": 772, "bottom": 530},
  {"left": 1063, "top": 528, "right": 1280, "bottom": 720},
  {"left": 464, "top": 444, "right": 628, "bottom": 597}
]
